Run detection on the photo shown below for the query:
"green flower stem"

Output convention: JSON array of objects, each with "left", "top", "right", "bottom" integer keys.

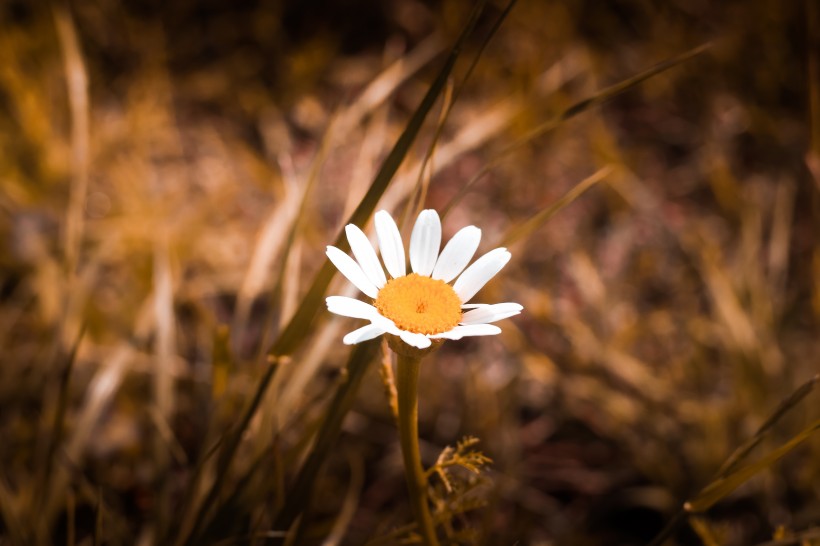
[{"left": 395, "top": 352, "right": 440, "bottom": 546}]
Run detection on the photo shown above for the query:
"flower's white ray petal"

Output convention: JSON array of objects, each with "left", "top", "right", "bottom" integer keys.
[
  {"left": 430, "top": 324, "right": 502, "bottom": 340},
  {"left": 409, "top": 209, "right": 441, "bottom": 276},
  {"left": 375, "top": 210, "right": 406, "bottom": 278},
  {"left": 460, "top": 304, "right": 486, "bottom": 310},
  {"left": 326, "top": 246, "right": 380, "bottom": 298},
  {"left": 461, "top": 303, "right": 523, "bottom": 325},
  {"left": 345, "top": 224, "right": 387, "bottom": 288},
  {"left": 372, "top": 315, "right": 401, "bottom": 332},
  {"left": 399, "top": 330, "right": 432, "bottom": 349},
  {"left": 431, "top": 226, "right": 481, "bottom": 282},
  {"left": 452, "top": 248, "right": 511, "bottom": 303},
  {"left": 326, "top": 296, "right": 382, "bottom": 321},
  {"left": 343, "top": 324, "right": 385, "bottom": 345},
  {"left": 327, "top": 297, "right": 398, "bottom": 333}
]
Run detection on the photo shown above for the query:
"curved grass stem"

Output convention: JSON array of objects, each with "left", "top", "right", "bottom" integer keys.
[{"left": 395, "top": 353, "right": 440, "bottom": 546}]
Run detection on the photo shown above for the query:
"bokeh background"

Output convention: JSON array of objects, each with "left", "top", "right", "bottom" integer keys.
[{"left": 1, "top": 0, "right": 819, "bottom": 544}]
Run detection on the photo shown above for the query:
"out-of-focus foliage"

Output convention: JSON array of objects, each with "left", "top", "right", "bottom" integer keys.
[{"left": 0, "top": 0, "right": 818, "bottom": 544}]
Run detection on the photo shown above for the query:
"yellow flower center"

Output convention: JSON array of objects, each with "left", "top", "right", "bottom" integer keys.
[{"left": 374, "top": 273, "right": 462, "bottom": 335}]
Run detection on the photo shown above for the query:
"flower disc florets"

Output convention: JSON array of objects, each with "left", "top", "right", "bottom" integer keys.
[{"left": 374, "top": 273, "right": 462, "bottom": 335}]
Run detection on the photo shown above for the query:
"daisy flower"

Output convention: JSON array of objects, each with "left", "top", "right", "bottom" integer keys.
[{"left": 325, "top": 209, "right": 522, "bottom": 350}]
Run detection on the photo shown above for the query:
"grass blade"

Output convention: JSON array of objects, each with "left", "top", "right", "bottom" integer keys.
[
  {"left": 0, "top": 474, "right": 27, "bottom": 544},
  {"left": 38, "top": 322, "right": 85, "bottom": 514},
  {"left": 268, "top": 0, "right": 489, "bottom": 358},
  {"left": 322, "top": 454, "right": 365, "bottom": 546},
  {"left": 442, "top": 43, "right": 711, "bottom": 216},
  {"left": 53, "top": 3, "right": 89, "bottom": 274},
  {"left": 754, "top": 527, "right": 820, "bottom": 546},
  {"left": 648, "top": 374, "right": 820, "bottom": 546},
  {"left": 243, "top": 34, "right": 446, "bottom": 354},
  {"left": 686, "top": 418, "right": 820, "bottom": 513},
  {"left": 500, "top": 165, "right": 614, "bottom": 247},
  {"left": 271, "top": 339, "right": 382, "bottom": 538},
  {"left": 717, "top": 374, "right": 819, "bottom": 477},
  {"left": 404, "top": 0, "right": 519, "bottom": 226},
  {"left": 179, "top": 358, "right": 281, "bottom": 545}
]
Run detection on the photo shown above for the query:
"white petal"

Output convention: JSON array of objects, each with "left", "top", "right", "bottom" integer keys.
[
  {"left": 461, "top": 303, "right": 523, "bottom": 325},
  {"left": 452, "top": 248, "right": 511, "bottom": 303},
  {"left": 399, "top": 330, "right": 432, "bottom": 349},
  {"left": 326, "top": 296, "right": 398, "bottom": 333},
  {"left": 430, "top": 324, "right": 502, "bottom": 340},
  {"left": 326, "top": 246, "right": 380, "bottom": 298},
  {"left": 345, "top": 224, "right": 387, "bottom": 288},
  {"left": 342, "top": 324, "right": 386, "bottom": 345},
  {"left": 409, "top": 209, "right": 441, "bottom": 276},
  {"left": 375, "top": 210, "right": 406, "bottom": 278},
  {"left": 326, "top": 296, "right": 381, "bottom": 321},
  {"left": 431, "top": 226, "right": 481, "bottom": 282}
]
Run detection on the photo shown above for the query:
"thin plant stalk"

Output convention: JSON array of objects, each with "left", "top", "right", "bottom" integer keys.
[
  {"left": 267, "top": 0, "right": 488, "bottom": 359},
  {"left": 395, "top": 352, "right": 440, "bottom": 546},
  {"left": 271, "top": 339, "right": 381, "bottom": 540}
]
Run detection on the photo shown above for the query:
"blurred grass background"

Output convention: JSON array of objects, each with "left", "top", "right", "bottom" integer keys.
[{"left": 1, "top": 0, "right": 819, "bottom": 544}]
